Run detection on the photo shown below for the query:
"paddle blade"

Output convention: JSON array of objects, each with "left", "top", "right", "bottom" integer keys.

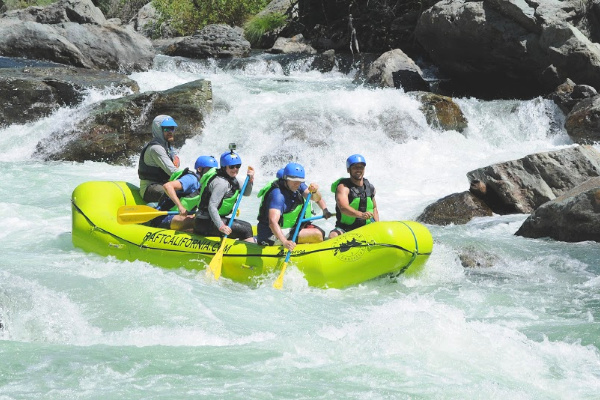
[
  {"left": 273, "top": 261, "right": 288, "bottom": 290},
  {"left": 208, "top": 240, "right": 226, "bottom": 280},
  {"left": 117, "top": 205, "right": 167, "bottom": 224}
]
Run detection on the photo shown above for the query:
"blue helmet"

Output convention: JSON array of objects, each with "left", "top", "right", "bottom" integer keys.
[
  {"left": 220, "top": 151, "right": 242, "bottom": 167},
  {"left": 276, "top": 168, "right": 285, "bottom": 179},
  {"left": 194, "top": 155, "right": 218, "bottom": 170},
  {"left": 160, "top": 116, "right": 178, "bottom": 127},
  {"left": 346, "top": 154, "right": 366, "bottom": 169},
  {"left": 283, "top": 162, "right": 305, "bottom": 182}
]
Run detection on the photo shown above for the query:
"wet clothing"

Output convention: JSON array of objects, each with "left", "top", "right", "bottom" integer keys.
[
  {"left": 138, "top": 115, "right": 179, "bottom": 202},
  {"left": 193, "top": 168, "right": 253, "bottom": 240},
  {"left": 194, "top": 217, "right": 253, "bottom": 240},
  {"left": 332, "top": 177, "right": 376, "bottom": 232},
  {"left": 256, "top": 179, "right": 306, "bottom": 244}
]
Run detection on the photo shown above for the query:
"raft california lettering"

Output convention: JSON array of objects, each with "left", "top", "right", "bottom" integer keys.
[{"left": 142, "top": 232, "right": 221, "bottom": 252}]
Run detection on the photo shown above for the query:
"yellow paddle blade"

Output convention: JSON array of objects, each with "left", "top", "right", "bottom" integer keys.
[
  {"left": 117, "top": 205, "right": 167, "bottom": 224},
  {"left": 273, "top": 261, "right": 288, "bottom": 290},
  {"left": 208, "top": 239, "right": 227, "bottom": 280}
]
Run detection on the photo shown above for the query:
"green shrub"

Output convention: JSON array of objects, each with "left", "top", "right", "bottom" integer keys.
[
  {"left": 244, "top": 12, "right": 287, "bottom": 47},
  {"left": 3, "top": 0, "right": 56, "bottom": 9},
  {"left": 152, "top": 0, "right": 269, "bottom": 37}
]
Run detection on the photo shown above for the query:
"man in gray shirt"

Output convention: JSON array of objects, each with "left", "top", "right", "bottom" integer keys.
[
  {"left": 138, "top": 115, "right": 181, "bottom": 202},
  {"left": 193, "top": 150, "right": 255, "bottom": 242}
]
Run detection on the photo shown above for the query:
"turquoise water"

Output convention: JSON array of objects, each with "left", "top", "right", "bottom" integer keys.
[{"left": 1, "top": 54, "right": 599, "bottom": 399}]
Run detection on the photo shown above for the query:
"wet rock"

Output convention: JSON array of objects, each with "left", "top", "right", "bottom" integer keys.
[
  {"left": 467, "top": 145, "right": 600, "bottom": 214},
  {"left": 34, "top": 79, "right": 212, "bottom": 165},
  {"left": 412, "top": 91, "right": 468, "bottom": 132},
  {"left": 516, "top": 177, "right": 600, "bottom": 242},
  {"left": 0, "top": 66, "right": 139, "bottom": 127},
  {"left": 459, "top": 246, "right": 500, "bottom": 268},
  {"left": 565, "top": 94, "right": 600, "bottom": 144},
  {"left": 417, "top": 191, "right": 493, "bottom": 226},
  {"left": 547, "top": 79, "right": 597, "bottom": 115}
]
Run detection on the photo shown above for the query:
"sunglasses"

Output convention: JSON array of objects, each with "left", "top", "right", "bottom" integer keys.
[
  {"left": 162, "top": 127, "right": 175, "bottom": 132},
  {"left": 227, "top": 164, "right": 241, "bottom": 169}
]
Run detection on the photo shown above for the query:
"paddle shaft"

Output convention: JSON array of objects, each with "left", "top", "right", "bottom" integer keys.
[
  {"left": 284, "top": 192, "right": 313, "bottom": 263},
  {"left": 223, "top": 173, "right": 251, "bottom": 237},
  {"left": 207, "top": 173, "right": 251, "bottom": 280}
]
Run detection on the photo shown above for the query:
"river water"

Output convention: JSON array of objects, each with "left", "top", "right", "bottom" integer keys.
[{"left": 1, "top": 54, "right": 599, "bottom": 398}]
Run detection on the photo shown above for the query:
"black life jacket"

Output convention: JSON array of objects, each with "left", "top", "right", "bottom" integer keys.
[
  {"left": 334, "top": 177, "right": 375, "bottom": 231},
  {"left": 137, "top": 139, "right": 174, "bottom": 183}
]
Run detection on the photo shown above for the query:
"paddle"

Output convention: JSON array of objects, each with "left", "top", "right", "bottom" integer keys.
[
  {"left": 117, "top": 205, "right": 192, "bottom": 225},
  {"left": 273, "top": 192, "right": 313, "bottom": 290},
  {"left": 207, "top": 172, "right": 252, "bottom": 280}
]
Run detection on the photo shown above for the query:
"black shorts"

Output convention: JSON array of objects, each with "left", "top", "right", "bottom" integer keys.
[{"left": 193, "top": 217, "right": 253, "bottom": 240}]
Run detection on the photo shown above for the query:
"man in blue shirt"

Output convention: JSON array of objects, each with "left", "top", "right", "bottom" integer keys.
[
  {"left": 150, "top": 155, "right": 218, "bottom": 231},
  {"left": 256, "top": 163, "right": 325, "bottom": 250}
]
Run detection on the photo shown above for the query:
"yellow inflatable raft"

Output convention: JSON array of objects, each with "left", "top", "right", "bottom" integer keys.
[{"left": 71, "top": 181, "right": 433, "bottom": 288}]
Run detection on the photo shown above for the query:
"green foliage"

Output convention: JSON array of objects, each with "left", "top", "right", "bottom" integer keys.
[
  {"left": 152, "top": 0, "right": 269, "bottom": 36},
  {"left": 3, "top": 0, "right": 56, "bottom": 9},
  {"left": 244, "top": 12, "right": 287, "bottom": 47}
]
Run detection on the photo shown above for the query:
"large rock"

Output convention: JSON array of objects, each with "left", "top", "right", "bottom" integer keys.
[
  {"left": 162, "top": 24, "right": 250, "bottom": 59},
  {"left": 417, "top": 191, "right": 493, "bottom": 226},
  {"left": 0, "top": 0, "right": 155, "bottom": 72},
  {"left": 34, "top": 79, "right": 213, "bottom": 165},
  {"left": 415, "top": 0, "right": 600, "bottom": 96},
  {"left": 0, "top": 66, "right": 139, "bottom": 126},
  {"left": 565, "top": 94, "right": 600, "bottom": 143},
  {"left": 547, "top": 79, "right": 598, "bottom": 115},
  {"left": 412, "top": 92, "right": 468, "bottom": 133},
  {"left": 268, "top": 34, "right": 317, "bottom": 54},
  {"left": 515, "top": 177, "right": 600, "bottom": 242},
  {"left": 363, "top": 49, "right": 429, "bottom": 92},
  {"left": 467, "top": 145, "right": 600, "bottom": 214}
]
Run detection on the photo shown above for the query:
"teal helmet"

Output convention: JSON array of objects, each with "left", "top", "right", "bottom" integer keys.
[
  {"left": 220, "top": 151, "right": 242, "bottom": 167},
  {"left": 195, "top": 155, "right": 218, "bottom": 170},
  {"left": 346, "top": 154, "right": 366, "bottom": 168},
  {"left": 283, "top": 163, "right": 305, "bottom": 182}
]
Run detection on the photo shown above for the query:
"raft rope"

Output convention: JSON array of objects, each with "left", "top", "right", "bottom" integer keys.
[{"left": 72, "top": 200, "right": 431, "bottom": 263}]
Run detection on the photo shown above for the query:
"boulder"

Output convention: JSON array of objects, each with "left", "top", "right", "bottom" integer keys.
[
  {"left": 515, "top": 177, "right": 600, "bottom": 242},
  {"left": 467, "top": 145, "right": 600, "bottom": 214},
  {"left": 0, "top": 66, "right": 139, "bottom": 126},
  {"left": 364, "top": 49, "right": 428, "bottom": 92},
  {"left": 268, "top": 34, "right": 317, "bottom": 54},
  {"left": 34, "top": 79, "right": 213, "bottom": 165},
  {"left": 415, "top": 0, "right": 600, "bottom": 96},
  {"left": 547, "top": 79, "right": 598, "bottom": 115},
  {"left": 417, "top": 191, "right": 493, "bottom": 226},
  {"left": 412, "top": 92, "right": 468, "bottom": 133},
  {"left": 162, "top": 24, "right": 250, "bottom": 59},
  {"left": 565, "top": 94, "right": 600, "bottom": 143},
  {"left": 0, "top": 0, "right": 155, "bottom": 72}
]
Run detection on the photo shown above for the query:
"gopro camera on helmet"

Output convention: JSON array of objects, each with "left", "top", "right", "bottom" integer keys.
[{"left": 229, "top": 143, "right": 237, "bottom": 152}]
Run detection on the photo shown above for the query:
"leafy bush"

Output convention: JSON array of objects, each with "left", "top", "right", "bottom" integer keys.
[
  {"left": 244, "top": 12, "right": 287, "bottom": 47},
  {"left": 152, "top": 0, "right": 269, "bottom": 36}
]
